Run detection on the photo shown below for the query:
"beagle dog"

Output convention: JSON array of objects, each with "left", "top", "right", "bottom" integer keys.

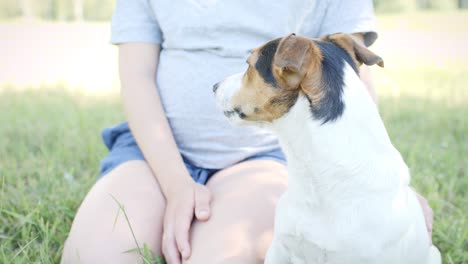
[{"left": 213, "top": 33, "right": 441, "bottom": 264}]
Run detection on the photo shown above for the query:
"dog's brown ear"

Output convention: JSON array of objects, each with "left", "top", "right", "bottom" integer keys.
[
  {"left": 324, "top": 33, "right": 384, "bottom": 68},
  {"left": 274, "top": 33, "right": 310, "bottom": 72},
  {"left": 273, "top": 34, "right": 312, "bottom": 88}
]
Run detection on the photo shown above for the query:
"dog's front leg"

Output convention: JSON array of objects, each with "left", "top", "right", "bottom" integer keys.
[{"left": 264, "top": 237, "right": 291, "bottom": 264}]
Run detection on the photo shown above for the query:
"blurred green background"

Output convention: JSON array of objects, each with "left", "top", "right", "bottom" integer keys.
[
  {"left": 0, "top": 0, "right": 468, "bottom": 21},
  {"left": 0, "top": 0, "right": 467, "bottom": 263}
]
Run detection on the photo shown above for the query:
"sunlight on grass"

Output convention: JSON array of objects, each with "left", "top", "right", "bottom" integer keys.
[
  {"left": 377, "top": 10, "right": 468, "bottom": 32},
  {"left": 0, "top": 22, "right": 119, "bottom": 94},
  {"left": 373, "top": 66, "right": 468, "bottom": 105}
]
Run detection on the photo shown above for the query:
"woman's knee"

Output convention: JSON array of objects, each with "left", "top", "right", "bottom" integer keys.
[
  {"left": 186, "top": 160, "right": 287, "bottom": 264},
  {"left": 186, "top": 220, "right": 274, "bottom": 264},
  {"left": 61, "top": 161, "right": 166, "bottom": 263},
  {"left": 207, "top": 159, "right": 287, "bottom": 194}
]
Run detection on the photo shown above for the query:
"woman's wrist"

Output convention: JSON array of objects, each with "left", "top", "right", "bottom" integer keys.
[{"left": 159, "top": 169, "right": 194, "bottom": 199}]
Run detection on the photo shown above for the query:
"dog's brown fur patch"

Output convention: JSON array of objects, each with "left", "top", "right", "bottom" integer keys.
[
  {"left": 231, "top": 62, "right": 300, "bottom": 122},
  {"left": 232, "top": 35, "right": 326, "bottom": 122},
  {"left": 322, "top": 33, "right": 384, "bottom": 67},
  {"left": 229, "top": 33, "right": 383, "bottom": 123}
]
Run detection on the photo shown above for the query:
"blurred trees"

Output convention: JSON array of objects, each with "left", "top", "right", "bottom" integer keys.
[
  {"left": 0, "top": 0, "right": 466, "bottom": 21},
  {"left": 19, "top": 0, "right": 34, "bottom": 20},
  {"left": 0, "top": 0, "right": 114, "bottom": 21},
  {"left": 373, "top": 0, "right": 464, "bottom": 13}
]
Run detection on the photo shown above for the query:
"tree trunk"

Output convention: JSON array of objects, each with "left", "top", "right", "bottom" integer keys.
[
  {"left": 73, "top": 0, "right": 84, "bottom": 21},
  {"left": 19, "top": 0, "right": 34, "bottom": 20},
  {"left": 418, "top": 0, "right": 430, "bottom": 9},
  {"left": 460, "top": 0, "right": 468, "bottom": 9}
]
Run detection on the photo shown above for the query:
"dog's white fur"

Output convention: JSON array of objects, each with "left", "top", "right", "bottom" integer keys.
[{"left": 215, "top": 63, "right": 441, "bottom": 264}]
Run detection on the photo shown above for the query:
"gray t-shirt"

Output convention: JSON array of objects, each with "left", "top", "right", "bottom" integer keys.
[{"left": 111, "top": 0, "right": 377, "bottom": 169}]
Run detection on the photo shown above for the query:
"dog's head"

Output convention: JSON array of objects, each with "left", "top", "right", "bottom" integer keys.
[{"left": 213, "top": 33, "right": 383, "bottom": 125}]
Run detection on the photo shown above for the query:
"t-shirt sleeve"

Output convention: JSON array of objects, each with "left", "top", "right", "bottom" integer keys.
[
  {"left": 318, "top": 0, "right": 378, "bottom": 46},
  {"left": 111, "top": 0, "right": 163, "bottom": 44}
]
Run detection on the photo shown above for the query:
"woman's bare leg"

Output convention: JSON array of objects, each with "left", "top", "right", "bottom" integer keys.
[
  {"left": 185, "top": 160, "right": 288, "bottom": 264},
  {"left": 61, "top": 160, "right": 166, "bottom": 264}
]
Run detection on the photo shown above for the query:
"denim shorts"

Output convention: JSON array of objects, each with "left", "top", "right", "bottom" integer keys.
[{"left": 99, "top": 122, "right": 286, "bottom": 184}]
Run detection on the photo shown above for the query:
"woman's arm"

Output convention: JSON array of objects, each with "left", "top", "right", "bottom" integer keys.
[
  {"left": 352, "top": 33, "right": 378, "bottom": 104},
  {"left": 118, "top": 43, "right": 191, "bottom": 195},
  {"left": 118, "top": 43, "right": 211, "bottom": 262}
]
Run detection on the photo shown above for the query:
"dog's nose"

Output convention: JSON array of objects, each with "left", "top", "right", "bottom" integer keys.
[{"left": 212, "top": 82, "right": 220, "bottom": 93}]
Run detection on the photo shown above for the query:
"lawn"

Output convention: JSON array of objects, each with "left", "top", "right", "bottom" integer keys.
[{"left": 1, "top": 11, "right": 467, "bottom": 264}]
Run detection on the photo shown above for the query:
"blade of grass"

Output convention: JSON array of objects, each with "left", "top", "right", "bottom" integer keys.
[
  {"left": 109, "top": 194, "right": 144, "bottom": 259},
  {"left": 9, "top": 236, "right": 37, "bottom": 264}
]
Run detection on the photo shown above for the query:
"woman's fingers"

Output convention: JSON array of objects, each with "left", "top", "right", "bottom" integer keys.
[
  {"left": 162, "top": 227, "right": 181, "bottom": 264},
  {"left": 194, "top": 184, "right": 212, "bottom": 221},
  {"left": 415, "top": 191, "right": 434, "bottom": 245},
  {"left": 162, "top": 183, "right": 212, "bottom": 263},
  {"left": 174, "top": 200, "right": 195, "bottom": 260}
]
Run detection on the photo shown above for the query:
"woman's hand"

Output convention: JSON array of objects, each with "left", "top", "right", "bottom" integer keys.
[
  {"left": 162, "top": 181, "right": 212, "bottom": 263},
  {"left": 415, "top": 191, "right": 434, "bottom": 244}
]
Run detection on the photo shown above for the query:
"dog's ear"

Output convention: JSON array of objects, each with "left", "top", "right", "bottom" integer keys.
[
  {"left": 323, "top": 33, "right": 384, "bottom": 68},
  {"left": 273, "top": 34, "right": 312, "bottom": 88}
]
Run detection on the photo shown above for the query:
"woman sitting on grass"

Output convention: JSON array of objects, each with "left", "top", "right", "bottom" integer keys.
[{"left": 61, "top": 0, "right": 434, "bottom": 263}]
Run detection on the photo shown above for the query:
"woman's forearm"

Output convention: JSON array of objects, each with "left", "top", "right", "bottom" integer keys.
[
  {"left": 118, "top": 43, "right": 192, "bottom": 197},
  {"left": 359, "top": 65, "right": 377, "bottom": 104},
  {"left": 350, "top": 33, "right": 378, "bottom": 104}
]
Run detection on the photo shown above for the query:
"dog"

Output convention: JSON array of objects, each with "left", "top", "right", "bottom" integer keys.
[{"left": 213, "top": 33, "right": 441, "bottom": 264}]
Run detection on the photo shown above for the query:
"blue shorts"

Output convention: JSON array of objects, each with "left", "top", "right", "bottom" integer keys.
[{"left": 99, "top": 122, "right": 286, "bottom": 184}]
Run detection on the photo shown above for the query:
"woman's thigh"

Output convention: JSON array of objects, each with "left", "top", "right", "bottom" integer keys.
[
  {"left": 186, "top": 159, "right": 288, "bottom": 264},
  {"left": 61, "top": 160, "right": 166, "bottom": 264}
]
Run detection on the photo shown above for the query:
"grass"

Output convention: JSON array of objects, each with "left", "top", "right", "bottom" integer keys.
[
  {"left": 0, "top": 11, "right": 467, "bottom": 264},
  {"left": 110, "top": 195, "right": 166, "bottom": 264},
  {"left": 376, "top": 68, "right": 468, "bottom": 263},
  {"left": 0, "top": 88, "right": 123, "bottom": 263}
]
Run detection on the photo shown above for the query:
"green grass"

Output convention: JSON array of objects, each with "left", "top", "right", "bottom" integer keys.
[
  {"left": 0, "top": 87, "right": 124, "bottom": 263},
  {"left": 1, "top": 11, "right": 467, "bottom": 264},
  {"left": 376, "top": 68, "right": 468, "bottom": 263}
]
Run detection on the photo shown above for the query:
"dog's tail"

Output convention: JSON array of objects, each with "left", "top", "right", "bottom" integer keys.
[{"left": 427, "top": 245, "right": 441, "bottom": 264}]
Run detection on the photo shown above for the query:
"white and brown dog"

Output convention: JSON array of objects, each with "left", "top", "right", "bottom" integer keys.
[{"left": 213, "top": 33, "right": 441, "bottom": 264}]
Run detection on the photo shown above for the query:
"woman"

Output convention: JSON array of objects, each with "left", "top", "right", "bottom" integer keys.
[{"left": 61, "top": 1, "right": 433, "bottom": 263}]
